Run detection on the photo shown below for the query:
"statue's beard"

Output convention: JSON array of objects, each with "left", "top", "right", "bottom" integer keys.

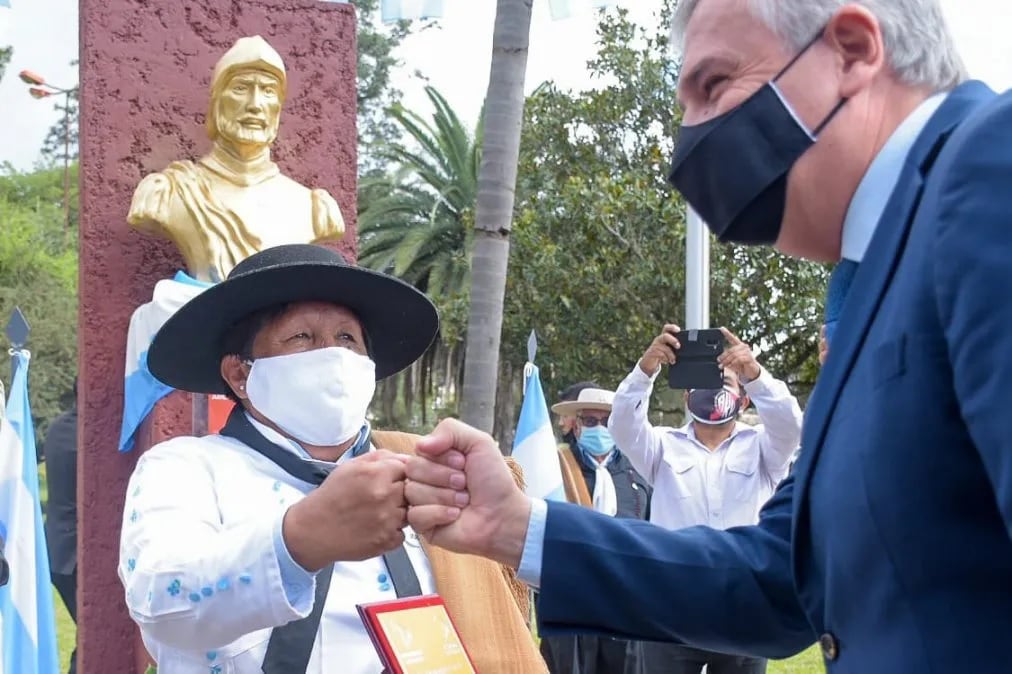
[{"left": 216, "top": 116, "right": 278, "bottom": 150}]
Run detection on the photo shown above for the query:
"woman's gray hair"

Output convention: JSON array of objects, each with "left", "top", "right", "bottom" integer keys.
[{"left": 671, "top": 0, "right": 966, "bottom": 91}]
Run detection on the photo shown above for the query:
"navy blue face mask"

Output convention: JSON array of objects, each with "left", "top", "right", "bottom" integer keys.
[{"left": 668, "top": 31, "right": 847, "bottom": 245}]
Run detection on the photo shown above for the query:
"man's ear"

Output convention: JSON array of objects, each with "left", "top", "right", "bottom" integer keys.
[
  {"left": 825, "top": 4, "right": 887, "bottom": 99},
  {"left": 220, "top": 355, "right": 250, "bottom": 401}
]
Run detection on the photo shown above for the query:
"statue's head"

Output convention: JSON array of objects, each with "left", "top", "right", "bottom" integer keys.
[{"left": 206, "top": 36, "right": 287, "bottom": 150}]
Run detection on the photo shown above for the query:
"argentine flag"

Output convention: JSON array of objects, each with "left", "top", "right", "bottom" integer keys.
[
  {"left": 0, "top": 350, "right": 60, "bottom": 674},
  {"left": 511, "top": 339, "right": 565, "bottom": 501},
  {"left": 548, "top": 0, "right": 619, "bottom": 21},
  {"left": 381, "top": 0, "right": 445, "bottom": 23},
  {"left": 120, "top": 271, "right": 213, "bottom": 452}
]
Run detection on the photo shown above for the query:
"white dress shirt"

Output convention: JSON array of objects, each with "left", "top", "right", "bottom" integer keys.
[
  {"left": 840, "top": 92, "right": 947, "bottom": 262},
  {"left": 608, "top": 366, "right": 803, "bottom": 531},
  {"left": 118, "top": 418, "right": 435, "bottom": 673}
]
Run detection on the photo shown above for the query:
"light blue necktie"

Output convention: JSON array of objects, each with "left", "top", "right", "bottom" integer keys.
[{"left": 824, "top": 259, "right": 859, "bottom": 345}]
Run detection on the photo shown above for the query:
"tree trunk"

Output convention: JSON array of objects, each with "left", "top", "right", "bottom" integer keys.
[{"left": 460, "top": 0, "right": 533, "bottom": 434}]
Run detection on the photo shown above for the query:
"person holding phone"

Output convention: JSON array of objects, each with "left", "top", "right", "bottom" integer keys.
[{"left": 606, "top": 325, "right": 803, "bottom": 674}]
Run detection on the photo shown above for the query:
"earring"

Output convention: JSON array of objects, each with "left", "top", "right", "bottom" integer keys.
[{"left": 239, "top": 384, "right": 245, "bottom": 391}]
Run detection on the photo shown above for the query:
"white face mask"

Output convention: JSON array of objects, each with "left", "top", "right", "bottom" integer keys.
[{"left": 244, "top": 347, "right": 377, "bottom": 447}]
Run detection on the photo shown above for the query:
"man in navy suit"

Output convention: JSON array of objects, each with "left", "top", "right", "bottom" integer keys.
[{"left": 402, "top": 1, "right": 1012, "bottom": 672}]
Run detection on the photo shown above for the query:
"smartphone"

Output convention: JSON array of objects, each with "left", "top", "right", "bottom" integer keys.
[{"left": 667, "top": 328, "right": 725, "bottom": 390}]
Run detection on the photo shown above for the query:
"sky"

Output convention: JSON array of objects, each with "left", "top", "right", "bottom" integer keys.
[{"left": 1, "top": 0, "right": 1011, "bottom": 171}]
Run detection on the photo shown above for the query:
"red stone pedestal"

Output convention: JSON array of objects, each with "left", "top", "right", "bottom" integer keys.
[{"left": 78, "top": 2, "right": 357, "bottom": 672}]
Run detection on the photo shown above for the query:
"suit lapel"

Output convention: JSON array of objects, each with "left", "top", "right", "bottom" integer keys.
[{"left": 790, "top": 82, "right": 994, "bottom": 565}]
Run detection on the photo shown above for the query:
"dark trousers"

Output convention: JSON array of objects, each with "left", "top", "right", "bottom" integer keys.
[
  {"left": 640, "top": 642, "right": 766, "bottom": 674},
  {"left": 52, "top": 571, "right": 77, "bottom": 674},
  {"left": 541, "top": 634, "right": 644, "bottom": 674}
]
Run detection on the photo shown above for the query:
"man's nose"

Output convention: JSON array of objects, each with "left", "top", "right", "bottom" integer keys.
[{"left": 246, "top": 88, "right": 266, "bottom": 111}]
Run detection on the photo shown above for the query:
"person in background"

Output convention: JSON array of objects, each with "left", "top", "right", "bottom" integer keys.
[
  {"left": 554, "top": 381, "right": 599, "bottom": 447},
  {"left": 608, "top": 326, "right": 803, "bottom": 674},
  {"left": 540, "top": 387, "right": 653, "bottom": 674},
  {"left": 43, "top": 379, "right": 79, "bottom": 674}
]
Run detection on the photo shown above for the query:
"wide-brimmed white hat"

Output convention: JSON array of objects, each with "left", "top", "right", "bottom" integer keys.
[{"left": 551, "top": 388, "right": 615, "bottom": 416}]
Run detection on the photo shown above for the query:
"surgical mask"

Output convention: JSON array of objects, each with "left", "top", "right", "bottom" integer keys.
[
  {"left": 687, "top": 387, "right": 741, "bottom": 426},
  {"left": 578, "top": 426, "right": 615, "bottom": 457},
  {"left": 244, "top": 347, "right": 376, "bottom": 446},
  {"left": 667, "top": 29, "right": 846, "bottom": 245}
]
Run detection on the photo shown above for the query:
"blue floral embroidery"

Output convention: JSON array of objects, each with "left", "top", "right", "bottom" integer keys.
[
  {"left": 167, "top": 579, "right": 182, "bottom": 597},
  {"left": 272, "top": 480, "right": 282, "bottom": 492},
  {"left": 239, "top": 573, "right": 252, "bottom": 585},
  {"left": 146, "top": 591, "right": 153, "bottom": 604},
  {"left": 217, "top": 577, "right": 231, "bottom": 591},
  {"left": 129, "top": 509, "right": 140, "bottom": 523},
  {"left": 201, "top": 586, "right": 213, "bottom": 598},
  {"left": 206, "top": 651, "right": 217, "bottom": 661},
  {"left": 127, "top": 558, "right": 136, "bottom": 572},
  {"left": 188, "top": 592, "right": 202, "bottom": 603},
  {"left": 210, "top": 666, "right": 222, "bottom": 674},
  {"left": 132, "top": 485, "right": 141, "bottom": 498}
]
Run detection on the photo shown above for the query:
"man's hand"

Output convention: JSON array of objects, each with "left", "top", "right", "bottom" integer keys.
[
  {"left": 718, "top": 328, "right": 762, "bottom": 382},
  {"left": 283, "top": 450, "right": 410, "bottom": 571},
  {"left": 640, "top": 324, "right": 682, "bottom": 376},
  {"left": 404, "top": 419, "right": 532, "bottom": 570},
  {"left": 818, "top": 325, "right": 829, "bottom": 366}
]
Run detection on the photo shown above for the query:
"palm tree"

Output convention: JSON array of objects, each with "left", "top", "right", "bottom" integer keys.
[
  {"left": 358, "top": 85, "right": 481, "bottom": 298},
  {"left": 459, "top": 0, "right": 534, "bottom": 433},
  {"left": 358, "top": 85, "right": 483, "bottom": 429}
]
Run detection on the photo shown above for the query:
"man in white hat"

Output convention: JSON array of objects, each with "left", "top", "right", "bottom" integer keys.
[{"left": 539, "top": 387, "right": 653, "bottom": 674}]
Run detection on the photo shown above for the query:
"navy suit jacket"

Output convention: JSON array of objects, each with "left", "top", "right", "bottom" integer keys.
[{"left": 536, "top": 81, "right": 1012, "bottom": 673}]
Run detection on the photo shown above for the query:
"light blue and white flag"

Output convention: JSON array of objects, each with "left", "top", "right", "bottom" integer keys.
[
  {"left": 381, "top": 0, "right": 445, "bottom": 23},
  {"left": 0, "top": 350, "right": 60, "bottom": 674},
  {"left": 119, "top": 271, "right": 213, "bottom": 452},
  {"left": 548, "top": 0, "right": 618, "bottom": 21},
  {"left": 0, "top": 2, "right": 11, "bottom": 9},
  {"left": 511, "top": 333, "right": 565, "bottom": 502}
]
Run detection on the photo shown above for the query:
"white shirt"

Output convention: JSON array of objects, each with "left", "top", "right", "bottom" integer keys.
[
  {"left": 118, "top": 419, "right": 436, "bottom": 674},
  {"left": 608, "top": 366, "right": 803, "bottom": 531}
]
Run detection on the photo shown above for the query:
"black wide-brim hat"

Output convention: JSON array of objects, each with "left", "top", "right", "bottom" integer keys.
[{"left": 148, "top": 244, "right": 439, "bottom": 394}]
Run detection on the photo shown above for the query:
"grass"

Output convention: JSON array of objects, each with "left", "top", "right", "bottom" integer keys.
[
  {"left": 770, "top": 645, "right": 825, "bottom": 673},
  {"left": 37, "top": 464, "right": 76, "bottom": 672}
]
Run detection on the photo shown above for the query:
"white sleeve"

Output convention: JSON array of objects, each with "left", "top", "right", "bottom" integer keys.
[
  {"left": 118, "top": 439, "right": 313, "bottom": 651},
  {"left": 745, "top": 369, "right": 804, "bottom": 486},
  {"left": 608, "top": 364, "right": 667, "bottom": 486}
]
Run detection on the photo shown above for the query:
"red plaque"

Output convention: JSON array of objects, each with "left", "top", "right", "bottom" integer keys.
[{"left": 357, "top": 595, "right": 476, "bottom": 674}]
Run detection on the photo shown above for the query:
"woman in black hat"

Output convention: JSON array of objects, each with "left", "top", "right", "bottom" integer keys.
[{"left": 117, "top": 244, "right": 546, "bottom": 674}]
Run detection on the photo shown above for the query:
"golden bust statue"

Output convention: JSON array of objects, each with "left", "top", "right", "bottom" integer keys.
[{"left": 127, "top": 36, "right": 345, "bottom": 282}]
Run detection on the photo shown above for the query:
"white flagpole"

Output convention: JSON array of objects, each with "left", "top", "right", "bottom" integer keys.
[{"left": 685, "top": 206, "right": 710, "bottom": 328}]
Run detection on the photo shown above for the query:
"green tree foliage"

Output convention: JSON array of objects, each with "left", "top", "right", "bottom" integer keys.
[
  {"left": 359, "top": 86, "right": 480, "bottom": 298},
  {"left": 0, "top": 164, "right": 79, "bottom": 435},
  {"left": 356, "top": 0, "right": 411, "bottom": 173},
  {"left": 0, "top": 46, "right": 11, "bottom": 84}
]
